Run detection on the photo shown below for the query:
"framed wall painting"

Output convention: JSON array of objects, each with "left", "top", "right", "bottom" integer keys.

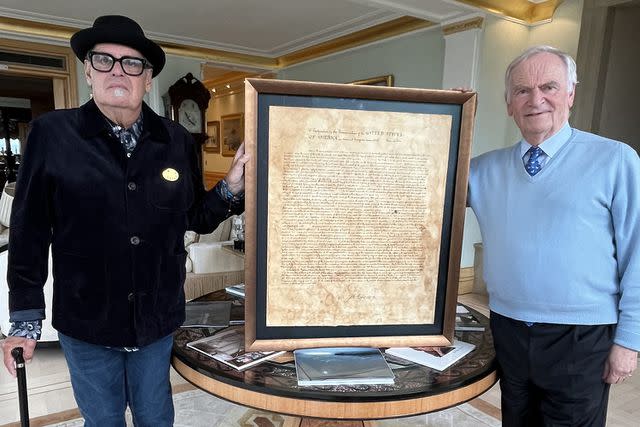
[
  {"left": 221, "top": 113, "right": 244, "bottom": 157},
  {"left": 243, "top": 78, "right": 476, "bottom": 352},
  {"left": 204, "top": 120, "right": 220, "bottom": 153}
]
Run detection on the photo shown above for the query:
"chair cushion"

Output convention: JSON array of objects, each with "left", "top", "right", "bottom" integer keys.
[
  {"left": 187, "top": 241, "right": 243, "bottom": 274},
  {"left": 185, "top": 255, "right": 193, "bottom": 273},
  {"left": 184, "top": 230, "right": 198, "bottom": 248},
  {"left": 0, "top": 188, "right": 13, "bottom": 228},
  {"left": 198, "top": 215, "right": 234, "bottom": 243}
]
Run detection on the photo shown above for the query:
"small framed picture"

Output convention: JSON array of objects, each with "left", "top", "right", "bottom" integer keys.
[
  {"left": 221, "top": 113, "right": 244, "bottom": 157},
  {"left": 204, "top": 120, "right": 220, "bottom": 153},
  {"left": 348, "top": 74, "right": 394, "bottom": 87}
]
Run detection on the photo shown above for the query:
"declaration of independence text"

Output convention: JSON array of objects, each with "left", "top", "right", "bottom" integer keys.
[{"left": 266, "top": 106, "right": 452, "bottom": 327}]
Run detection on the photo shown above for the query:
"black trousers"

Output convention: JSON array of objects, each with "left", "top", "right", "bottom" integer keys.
[{"left": 490, "top": 311, "right": 613, "bottom": 427}]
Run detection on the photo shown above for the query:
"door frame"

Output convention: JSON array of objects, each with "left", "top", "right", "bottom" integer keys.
[{"left": 0, "top": 37, "right": 79, "bottom": 109}]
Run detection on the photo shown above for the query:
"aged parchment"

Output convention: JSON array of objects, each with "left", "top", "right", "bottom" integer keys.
[{"left": 266, "top": 106, "right": 452, "bottom": 327}]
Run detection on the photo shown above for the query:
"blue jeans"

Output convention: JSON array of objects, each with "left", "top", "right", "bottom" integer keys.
[{"left": 59, "top": 333, "right": 174, "bottom": 427}]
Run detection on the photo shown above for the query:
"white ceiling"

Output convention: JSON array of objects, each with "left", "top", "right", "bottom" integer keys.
[{"left": 0, "top": 0, "right": 479, "bottom": 58}]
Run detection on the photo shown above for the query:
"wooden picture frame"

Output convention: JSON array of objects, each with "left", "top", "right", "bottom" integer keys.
[
  {"left": 244, "top": 78, "right": 476, "bottom": 352},
  {"left": 349, "top": 74, "right": 394, "bottom": 87},
  {"left": 204, "top": 120, "right": 220, "bottom": 153},
  {"left": 221, "top": 113, "right": 244, "bottom": 157}
]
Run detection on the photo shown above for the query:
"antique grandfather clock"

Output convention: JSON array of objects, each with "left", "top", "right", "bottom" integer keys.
[{"left": 167, "top": 72, "right": 211, "bottom": 167}]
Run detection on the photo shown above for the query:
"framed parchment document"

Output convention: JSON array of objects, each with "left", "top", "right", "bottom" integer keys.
[{"left": 244, "top": 79, "right": 476, "bottom": 351}]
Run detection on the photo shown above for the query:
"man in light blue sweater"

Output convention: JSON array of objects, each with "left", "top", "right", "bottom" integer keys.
[{"left": 468, "top": 45, "right": 639, "bottom": 426}]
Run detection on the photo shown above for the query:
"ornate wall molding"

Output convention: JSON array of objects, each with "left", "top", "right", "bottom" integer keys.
[{"left": 442, "top": 17, "right": 484, "bottom": 36}]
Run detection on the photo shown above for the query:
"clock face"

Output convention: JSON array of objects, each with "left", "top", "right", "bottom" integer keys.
[{"left": 178, "top": 99, "right": 202, "bottom": 133}]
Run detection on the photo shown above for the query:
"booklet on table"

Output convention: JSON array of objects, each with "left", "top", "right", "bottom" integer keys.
[
  {"left": 187, "top": 326, "right": 285, "bottom": 371},
  {"left": 294, "top": 347, "right": 395, "bottom": 386},
  {"left": 386, "top": 339, "right": 475, "bottom": 371}
]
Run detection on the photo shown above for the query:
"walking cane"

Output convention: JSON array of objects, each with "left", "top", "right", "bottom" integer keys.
[{"left": 11, "top": 347, "right": 30, "bottom": 427}]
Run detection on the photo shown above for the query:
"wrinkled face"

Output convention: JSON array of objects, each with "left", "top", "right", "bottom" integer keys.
[
  {"left": 506, "top": 52, "right": 575, "bottom": 145},
  {"left": 84, "top": 43, "right": 152, "bottom": 113}
]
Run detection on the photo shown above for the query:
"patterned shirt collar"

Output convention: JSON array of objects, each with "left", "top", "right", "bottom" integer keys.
[{"left": 106, "top": 113, "right": 144, "bottom": 154}]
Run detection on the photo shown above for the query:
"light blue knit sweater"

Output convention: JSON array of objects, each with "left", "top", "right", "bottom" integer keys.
[{"left": 468, "top": 127, "right": 640, "bottom": 351}]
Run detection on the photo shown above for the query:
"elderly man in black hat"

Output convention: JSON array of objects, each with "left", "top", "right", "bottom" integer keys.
[{"left": 1, "top": 15, "right": 248, "bottom": 426}]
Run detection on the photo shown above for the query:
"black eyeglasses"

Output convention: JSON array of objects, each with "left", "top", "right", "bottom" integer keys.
[{"left": 87, "top": 51, "right": 153, "bottom": 76}]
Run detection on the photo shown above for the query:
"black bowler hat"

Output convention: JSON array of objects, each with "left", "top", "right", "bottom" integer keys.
[{"left": 70, "top": 15, "right": 165, "bottom": 77}]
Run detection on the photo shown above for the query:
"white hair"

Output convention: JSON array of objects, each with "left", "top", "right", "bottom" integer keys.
[{"left": 504, "top": 45, "right": 578, "bottom": 103}]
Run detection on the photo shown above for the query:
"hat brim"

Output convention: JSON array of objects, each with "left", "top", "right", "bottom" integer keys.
[{"left": 71, "top": 27, "right": 165, "bottom": 77}]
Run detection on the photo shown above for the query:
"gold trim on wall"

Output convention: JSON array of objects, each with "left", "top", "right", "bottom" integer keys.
[
  {"left": 456, "top": 0, "right": 563, "bottom": 25},
  {"left": 277, "top": 16, "right": 434, "bottom": 68},
  {"left": 0, "top": 16, "right": 76, "bottom": 40},
  {"left": 161, "top": 43, "right": 278, "bottom": 70},
  {"left": 202, "top": 70, "right": 255, "bottom": 87},
  {"left": 442, "top": 17, "right": 484, "bottom": 36}
]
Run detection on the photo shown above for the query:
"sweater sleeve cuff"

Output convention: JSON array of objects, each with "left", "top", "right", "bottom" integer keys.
[
  {"left": 9, "top": 308, "right": 45, "bottom": 322},
  {"left": 614, "top": 327, "right": 640, "bottom": 352}
]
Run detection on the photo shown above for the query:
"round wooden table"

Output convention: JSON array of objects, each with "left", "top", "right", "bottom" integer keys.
[{"left": 172, "top": 291, "right": 497, "bottom": 426}]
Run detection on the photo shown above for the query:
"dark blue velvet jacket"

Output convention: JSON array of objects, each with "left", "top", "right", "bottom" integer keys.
[{"left": 8, "top": 99, "right": 242, "bottom": 346}]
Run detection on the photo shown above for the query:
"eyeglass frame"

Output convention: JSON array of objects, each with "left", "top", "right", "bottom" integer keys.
[{"left": 86, "top": 51, "right": 153, "bottom": 76}]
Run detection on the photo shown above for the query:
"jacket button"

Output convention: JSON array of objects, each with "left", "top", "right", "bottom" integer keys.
[
  {"left": 128, "top": 293, "right": 134, "bottom": 302},
  {"left": 127, "top": 182, "right": 137, "bottom": 191},
  {"left": 130, "top": 236, "right": 140, "bottom": 245}
]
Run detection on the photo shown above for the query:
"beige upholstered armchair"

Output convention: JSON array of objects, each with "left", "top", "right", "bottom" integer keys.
[
  {"left": 183, "top": 213, "right": 245, "bottom": 300},
  {"left": 0, "top": 182, "right": 14, "bottom": 246}
]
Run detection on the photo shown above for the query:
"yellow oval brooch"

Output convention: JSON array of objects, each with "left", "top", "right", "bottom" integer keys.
[{"left": 162, "top": 168, "right": 179, "bottom": 182}]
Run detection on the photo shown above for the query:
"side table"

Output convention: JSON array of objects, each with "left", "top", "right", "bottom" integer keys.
[{"left": 172, "top": 290, "right": 497, "bottom": 426}]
